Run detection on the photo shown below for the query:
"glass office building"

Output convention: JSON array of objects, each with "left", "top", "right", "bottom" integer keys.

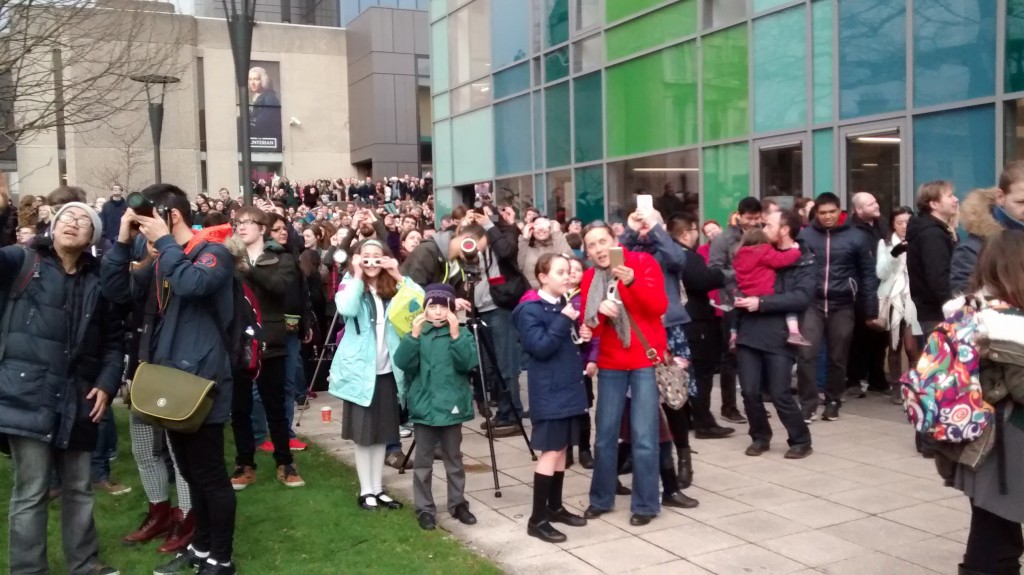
[{"left": 430, "top": 0, "right": 1022, "bottom": 227}]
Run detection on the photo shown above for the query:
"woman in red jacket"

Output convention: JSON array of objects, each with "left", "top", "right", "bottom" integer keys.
[{"left": 578, "top": 223, "right": 668, "bottom": 527}]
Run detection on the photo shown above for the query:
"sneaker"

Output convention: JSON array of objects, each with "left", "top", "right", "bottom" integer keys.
[
  {"left": 258, "top": 440, "right": 274, "bottom": 453},
  {"left": 720, "top": 410, "right": 747, "bottom": 424},
  {"left": 802, "top": 408, "right": 817, "bottom": 425},
  {"left": 399, "top": 425, "right": 413, "bottom": 438},
  {"left": 295, "top": 400, "right": 311, "bottom": 411},
  {"left": 197, "top": 559, "right": 236, "bottom": 575},
  {"left": 93, "top": 480, "right": 132, "bottom": 496},
  {"left": 786, "top": 332, "right": 812, "bottom": 346},
  {"left": 822, "top": 401, "right": 840, "bottom": 421},
  {"left": 288, "top": 438, "right": 307, "bottom": 451},
  {"left": 230, "top": 465, "right": 256, "bottom": 491},
  {"left": 153, "top": 548, "right": 202, "bottom": 575},
  {"left": 277, "top": 464, "right": 306, "bottom": 487}
]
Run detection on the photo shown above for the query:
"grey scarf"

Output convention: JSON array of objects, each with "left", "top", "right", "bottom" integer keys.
[{"left": 584, "top": 267, "right": 631, "bottom": 347}]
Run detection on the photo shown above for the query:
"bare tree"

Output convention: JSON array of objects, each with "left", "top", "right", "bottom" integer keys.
[
  {"left": 87, "top": 117, "right": 149, "bottom": 192},
  {"left": 1, "top": 0, "right": 188, "bottom": 154}
]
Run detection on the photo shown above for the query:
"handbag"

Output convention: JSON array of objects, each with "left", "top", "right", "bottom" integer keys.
[
  {"left": 627, "top": 316, "right": 689, "bottom": 410},
  {"left": 129, "top": 362, "right": 216, "bottom": 433}
]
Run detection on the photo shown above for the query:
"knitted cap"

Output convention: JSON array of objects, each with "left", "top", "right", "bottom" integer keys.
[
  {"left": 53, "top": 202, "right": 102, "bottom": 246},
  {"left": 424, "top": 283, "right": 456, "bottom": 312}
]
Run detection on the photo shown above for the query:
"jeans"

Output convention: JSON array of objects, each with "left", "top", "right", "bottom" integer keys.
[
  {"left": 9, "top": 436, "right": 100, "bottom": 575},
  {"left": 89, "top": 408, "right": 117, "bottom": 483},
  {"left": 480, "top": 308, "right": 523, "bottom": 424},
  {"left": 683, "top": 320, "right": 722, "bottom": 430},
  {"left": 168, "top": 425, "right": 236, "bottom": 563},
  {"left": 963, "top": 501, "right": 1023, "bottom": 574},
  {"left": 232, "top": 356, "right": 293, "bottom": 468},
  {"left": 737, "top": 346, "right": 812, "bottom": 448},
  {"left": 796, "top": 305, "right": 855, "bottom": 411},
  {"left": 590, "top": 367, "right": 660, "bottom": 516}
]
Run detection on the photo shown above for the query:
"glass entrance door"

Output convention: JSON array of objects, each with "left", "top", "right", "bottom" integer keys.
[
  {"left": 755, "top": 135, "right": 809, "bottom": 209},
  {"left": 840, "top": 123, "right": 907, "bottom": 224}
]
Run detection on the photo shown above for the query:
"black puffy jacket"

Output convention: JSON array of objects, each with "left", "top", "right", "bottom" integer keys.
[
  {"left": 797, "top": 218, "right": 879, "bottom": 317},
  {"left": 906, "top": 213, "right": 956, "bottom": 322},
  {"left": 0, "top": 242, "right": 125, "bottom": 451}
]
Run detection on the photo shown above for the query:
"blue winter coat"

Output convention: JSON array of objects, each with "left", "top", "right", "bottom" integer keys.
[
  {"left": 512, "top": 297, "right": 587, "bottom": 422},
  {"left": 328, "top": 275, "right": 423, "bottom": 407}
]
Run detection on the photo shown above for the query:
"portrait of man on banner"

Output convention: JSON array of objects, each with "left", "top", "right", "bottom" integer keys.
[{"left": 248, "top": 62, "right": 283, "bottom": 152}]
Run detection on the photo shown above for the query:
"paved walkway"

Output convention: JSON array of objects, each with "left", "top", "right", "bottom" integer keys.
[{"left": 298, "top": 387, "right": 968, "bottom": 574}]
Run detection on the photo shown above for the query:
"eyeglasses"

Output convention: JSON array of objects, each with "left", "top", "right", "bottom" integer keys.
[
  {"left": 56, "top": 212, "right": 93, "bottom": 229},
  {"left": 235, "top": 219, "right": 258, "bottom": 227}
]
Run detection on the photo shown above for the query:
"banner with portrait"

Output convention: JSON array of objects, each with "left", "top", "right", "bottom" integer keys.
[{"left": 247, "top": 61, "right": 283, "bottom": 152}]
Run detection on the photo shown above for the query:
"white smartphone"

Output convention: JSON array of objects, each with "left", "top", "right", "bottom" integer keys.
[{"left": 637, "top": 194, "right": 653, "bottom": 211}]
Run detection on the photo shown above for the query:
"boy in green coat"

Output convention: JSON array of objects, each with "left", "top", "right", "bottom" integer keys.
[{"left": 393, "top": 283, "right": 479, "bottom": 531}]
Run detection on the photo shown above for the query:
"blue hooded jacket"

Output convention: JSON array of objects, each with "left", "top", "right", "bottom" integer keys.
[{"left": 512, "top": 295, "right": 587, "bottom": 422}]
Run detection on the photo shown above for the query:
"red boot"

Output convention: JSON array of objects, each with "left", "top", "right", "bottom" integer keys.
[
  {"left": 122, "top": 501, "right": 173, "bottom": 545},
  {"left": 156, "top": 508, "right": 195, "bottom": 554}
]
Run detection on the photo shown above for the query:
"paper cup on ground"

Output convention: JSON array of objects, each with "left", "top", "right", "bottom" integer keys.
[{"left": 321, "top": 406, "right": 332, "bottom": 422}]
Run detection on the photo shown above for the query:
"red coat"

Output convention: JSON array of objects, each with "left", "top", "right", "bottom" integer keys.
[
  {"left": 733, "top": 244, "right": 802, "bottom": 297},
  {"left": 581, "top": 247, "right": 668, "bottom": 370}
]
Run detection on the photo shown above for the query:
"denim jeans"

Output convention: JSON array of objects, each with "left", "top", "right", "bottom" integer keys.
[
  {"left": 589, "top": 367, "right": 661, "bottom": 516},
  {"left": 89, "top": 408, "right": 117, "bottom": 483},
  {"left": 9, "top": 436, "right": 101, "bottom": 575},
  {"left": 480, "top": 308, "right": 523, "bottom": 423}
]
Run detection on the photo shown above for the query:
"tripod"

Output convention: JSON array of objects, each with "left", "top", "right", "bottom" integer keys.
[
  {"left": 295, "top": 311, "right": 339, "bottom": 427},
  {"left": 399, "top": 312, "right": 536, "bottom": 498}
]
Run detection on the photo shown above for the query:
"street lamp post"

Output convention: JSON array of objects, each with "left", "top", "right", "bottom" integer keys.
[
  {"left": 131, "top": 74, "right": 180, "bottom": 184},
  {"left": 221, "top": 0, "right": 256, "bottom": 206}
]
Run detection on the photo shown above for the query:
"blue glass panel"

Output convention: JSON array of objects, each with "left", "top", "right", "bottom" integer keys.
[
  {"left": 546, "top": 82, "right": 571, "bottom": 168},
  {"left": 493, "top": 63, "right": 530, "bottom": 99},
  {"left": 575, "top": 165, "right": 605, "bottom": 222},
  {"left": 913, "top": 105, "right": 995, "bottom": 202},
  {"left": 838, "top": 0, "right": 906, "bottom": 119},
  {"left": 494, "top": 95, "right": 532, "bottom": 176},
  {"left": 753, "top": 6, "right": 807, "bottom": 133},
  {"left": 812, "top": 0, "right": 833, "bottom": 123},
  {"left": 813, "top": 128, "right": 834, "bottom": 195},
  {"left": 492, "top": 0, "right": 531, "bottom": 69},
  {"left": 913, "top": 0, "right": 996, "bottom": 107}
]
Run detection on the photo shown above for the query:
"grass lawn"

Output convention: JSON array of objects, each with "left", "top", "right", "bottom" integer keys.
[{"left": 0, "top": 405, "right": 502, "bottom": 575}]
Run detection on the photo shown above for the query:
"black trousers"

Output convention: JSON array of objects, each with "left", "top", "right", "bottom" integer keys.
[
  {"left": 231, "top": 356, "right": 292, "bottom": 468},
  {"left": 718, "top": 312, "right": 739, "bottom": 415},
  {"left": 683, "top": 320, "right": 722, "bottom": 430},
  {"left": 963, "top": 502, "right": 1023, "bottom": 574},
  {"left": 796, "top": 306, "right": 855, "bottom": 410},
  {"left": 737, "top": 345, "right": 811, "bottom": 448},
  {"left": 168, "top": 425, "right": 236, "bottom": 562},
  {"left": 846, "top": 320, "right": 888, "bottom": 390}
]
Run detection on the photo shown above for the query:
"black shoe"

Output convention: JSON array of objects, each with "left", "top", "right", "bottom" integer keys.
[
  {"left": 629, "top": 514, "right": 654, "bottom": 526},
  {"left": 357, "top": 494, "right": 378, "bottom": 511},
  {"left": 375, "top": 491, "right": 403, "bottom": 510},
  {"left": 616, "top": 480, "right": 632, "bottom": 495},
  {"left": 197, "top": 560, "right": 236, "bottom": 575},
  {"left": 744, "top": 443, "right": 770, "bottom": 457},
  {"left": 527, "top": 519, "right": 567, "bottom": 543},
  {"left": 153, "top": 549, "right": 202, "bottom": 575},
  {"left": 663, "top": 491, "right": 699, "bottom": 509},
  {"left": 487, "top": 423, "right": 522, "bottom": 438},
  {"left": 677, "top": 448, "right": 694, "bottom": 489},
  {"left": 822, "top": 402, "right": 840, "bottom": 421},
  {"left": 452, "top": 503, "right": 477, "bottom": 525},
  {"left": 583, "top": 505, "right": 609, "bottom": 519},
  {"left": 519, "top": 410, "right": 530, "bottom": 419},
  {"left": 578, "top": 449, "right": 594, "bottom": 469},
  {"left": 721, "top": 410, "right": 747, "bottom": 424},
  {"left": 694, "top": 426, "right": 735, "bottom": 439},
  {"left": 784, "top": 445, "right": 813, "bottom": 459},
  {"left": 417, "top": 511, "right": 436, "bottom": 530},
  {"left": 548, "top": 506, "right": 587, "bottom": 527}
]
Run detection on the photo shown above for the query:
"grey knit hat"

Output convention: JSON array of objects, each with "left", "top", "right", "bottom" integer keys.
[{"left": 53, "top": 201, "right": 103, "bottom": 245}]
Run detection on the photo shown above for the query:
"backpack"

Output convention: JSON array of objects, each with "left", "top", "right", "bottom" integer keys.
[
  {"left": 210, "top": 277, "right": 265, "bottom": 377},
  {"left": 899, "top": 296, "right": 1000, "bottom": 443}
]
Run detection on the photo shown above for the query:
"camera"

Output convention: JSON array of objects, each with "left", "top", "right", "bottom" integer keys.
[
  {"left": 126, "top": 192, "right": 156, "bottom": 218},
  {"left": 460, "top": 237, "right": 481, "bottom": 281}
]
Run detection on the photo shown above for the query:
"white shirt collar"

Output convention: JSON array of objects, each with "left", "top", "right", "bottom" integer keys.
[{"left": 538, "top": 289, "right": 560, "bottom": 304}]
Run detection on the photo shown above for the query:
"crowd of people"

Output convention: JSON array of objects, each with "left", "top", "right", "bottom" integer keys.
[{"left": 0, "top": 159, "right": 1021, "bottom": 574}]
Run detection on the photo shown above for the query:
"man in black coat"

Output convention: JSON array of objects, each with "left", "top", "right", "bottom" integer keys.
[
  {"left": 907, "top": 180, "right": 959, "bottom": 338},
  {"left": 846, "top": 192, "right": 889, "bottom": 395},
  {"left": 734, "top": 209, "right": 814, "bottom": 458},
  {"left": 100, "top": 185, "right": 128, "bottom": 242},
  {"left": 796, "top": 193, "right": 879, "bottom": 422}
]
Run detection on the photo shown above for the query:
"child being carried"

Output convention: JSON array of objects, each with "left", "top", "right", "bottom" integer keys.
[{"left": 732, "top": 228, "right": 810, "bottom": 347}]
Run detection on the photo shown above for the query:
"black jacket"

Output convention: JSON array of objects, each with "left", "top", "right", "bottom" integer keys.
[
  {"left": 0, "top": 242, "right": 125, "bottom": 450},
  {"left": 681, "top": 245, "right": 725, "bottom": 322},
  {"left": 907, "top": 213, "right": 956, "bottom": 322},
  {"left": 240, "top": 241, "right": 297, "bottom": 359},
  {"left": 849, "top": 214, "right": 888, "bottom": 258},
  {"left": 736, "top": 244, "right": 815, "bottom": 358},
  {"left": 797, "top": 218, "right": 879, "bottom": 317},
  {"left": 100, "top": 198, "right": 128, "bottom": 242}
]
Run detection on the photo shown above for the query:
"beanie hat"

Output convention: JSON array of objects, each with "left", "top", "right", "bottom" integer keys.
[
  {"left": 53, "top": 202, "right": 102, "bottom": 246},
  {"left": 424, "top": 283, "right": 457, "bottom": 312}
]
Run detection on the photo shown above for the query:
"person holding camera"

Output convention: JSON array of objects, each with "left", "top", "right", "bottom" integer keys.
[
  {"left": 102, "top": 184, "right": 237, "bottom": 575},
  {"left": 393, "top": 283, "right": 479, "bottom": 530},
  {"left": 329, "top": 239, "right": 423, "bottom": 510}
]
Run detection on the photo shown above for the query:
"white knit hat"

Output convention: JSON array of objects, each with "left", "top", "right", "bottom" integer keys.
[{"left": 53, "top": 201, "right": 103, "bottom": 245}]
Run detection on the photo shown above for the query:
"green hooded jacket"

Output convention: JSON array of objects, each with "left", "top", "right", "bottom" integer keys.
[{"left": 393, "top": 322, "right": 478, "bottom": 427}]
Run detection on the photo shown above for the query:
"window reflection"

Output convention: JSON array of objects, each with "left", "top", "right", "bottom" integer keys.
[
  {"left": 573, "top": 0, "right": 600, "bottom": 33},
  {"left": 847, "top": 129, "right": 901, "bottom": 224},
  {"left": 607, "top": 149, "right": 700, "bottom": 223},
  {"left": 913, "top": 0, "right": 995, "bottom": 107},
  {"left": 703, "top": 0, "right": 748, "bottom": 29},
  {"left": 492, "top": 0, "right": 530, "bottom": 69},
  {"left": 546, "top": 170, "right": 573, "bottom": 221},
  {"left": 449, "top": 0, "right": 491, "bottom": 89},
  {"left": 838, "top": 0, "right": 906, "bottom": 119}
]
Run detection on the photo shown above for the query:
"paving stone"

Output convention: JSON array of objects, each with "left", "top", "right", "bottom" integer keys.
[
  {"left": 690, "top": 464, "right": 763, "bottom": 493},
  {"left": 761, "top": 530, "right": 868, "bottom": 567},
  {"left": 881, "top": 536, "right": 966, "bottom": 573},
  {"left": 819, "top": 551, "right": 939, "bottom": 575},
  {"left": 781, "top": 473, "right": 865, "bottom": 498},
  {"left": 708, "top": 510, "right": 810, "bottom": 543},
  {"left": 505, "top": 550, "right": 604, "bottom": 575},
  {"left": 880, "top": 477, "right": 961, "bottom": 502},
  {"left": 826, "top": 463, "right": 915, "bottom": 486},
  {"left": 688, "top": 543, "right": 807, "bottom": 575},
  {"left": 820, "top": 516, "right": 933, "bottom": 551},
  {"left": 766, "top": 498, "right": 867, "bottom": 529},
  {"left": 626, "top": 559, "right": 713, "bottom": 575},
  {"left": 718, "top": 483, "right": 816, "bottom": 510},
  {"left": 823, "top": 486, "right": 921, "bottom": 514},
  {"left": 639, "top": 523, "right": 746, "bottom": 558},
  {"left": 570, "top": 537, "right": 679, "bottom": 574},
  {"left": 879, "top": 501, "right": 971, "bottom": 536},
  {"left": 594, "top": 505, "right": 696, "bottom": 535}
]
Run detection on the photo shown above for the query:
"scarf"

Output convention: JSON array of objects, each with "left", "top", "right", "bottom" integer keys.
[
  {"left": 584, "top": 267, "right": 631, "bottom": 347},
  {"left": 993, "top": 204, "right": 1024, "bottom": 232}
]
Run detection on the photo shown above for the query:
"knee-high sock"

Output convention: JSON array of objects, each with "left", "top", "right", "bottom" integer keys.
[
  {"left": 353, "top": 445, "right": 375, "bottom": 497},
  {"left": 531, "top": 472, "right": 553, "bottom": 524},
  {"left": 369, "top": 444, "right": 387, "bottom": 494},
  {"left": 549, "top": 471, "right": 565, "bottom": 511}
]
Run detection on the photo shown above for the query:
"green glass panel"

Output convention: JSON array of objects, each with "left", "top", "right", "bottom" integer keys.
[
  {"left": 545, "top": 82, "right": 571, "bottom": 167},
  {"left": 702, "top": 142, "right": 750, "bottom": 228},
  {"left": 434, "top": 120, "right": 452, "bottom": 186},
  {"left": 605, "top": 0, "right": 697, "bottom": 62},
  {"left": 812, "top": 0, "right": 833, "bottom": 123},
  {"left": 753, "top": 6, "right": 806, "bottom": 133},
  {"left": 575, "top": 165, "right": 605, "bottom": 222},
  {"left": 703, "top": 25, "right": 749, "bottom": 141},
  {"left": 432, "top": 92, "right": 450, "bottom": 121},
  {"left": 452, "top": 108, "right": 494, "bottom": 183},
  {"left": 574, "top": 72, "right": 603, "bottom": 163},
  {"left": 533, "top": 91, "right": 544, "bottom": 169},
  {"left": 606, "top": 42, "right": 698, "bottom": 157},
  {"left": 545, "top": 47, "right": 570, "bottom": 82},
  {"left": 813, "top": 128, "right": 834, "bottom": 195},
  {"left": 495, "top": 95, "right": 532, "bottom": 176},
  {"left": 431, "top": 20, "right": 449, "bottom": 93},
  {"left": 545, "top": 0, "right": 569, "bottom": 48},
  {"left": 754, "top": 0, "right": 794, "bottom": 12},
  {"left": 433, "top": 187, "right": 454, "bottom": 228},
  {"left": 1008, "top": 0, "right": 1024, "bottom": 92},
  {"left": 606, "top": 0, "right": 663, "bottom": 23},
  {"left": 494, "top": 63, "right": 530, "bottom": 99}
]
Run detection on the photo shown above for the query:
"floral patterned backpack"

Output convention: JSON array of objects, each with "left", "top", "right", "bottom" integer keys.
[{"left": 900, "top": 296, "right": 1004, "bottom": 443}]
